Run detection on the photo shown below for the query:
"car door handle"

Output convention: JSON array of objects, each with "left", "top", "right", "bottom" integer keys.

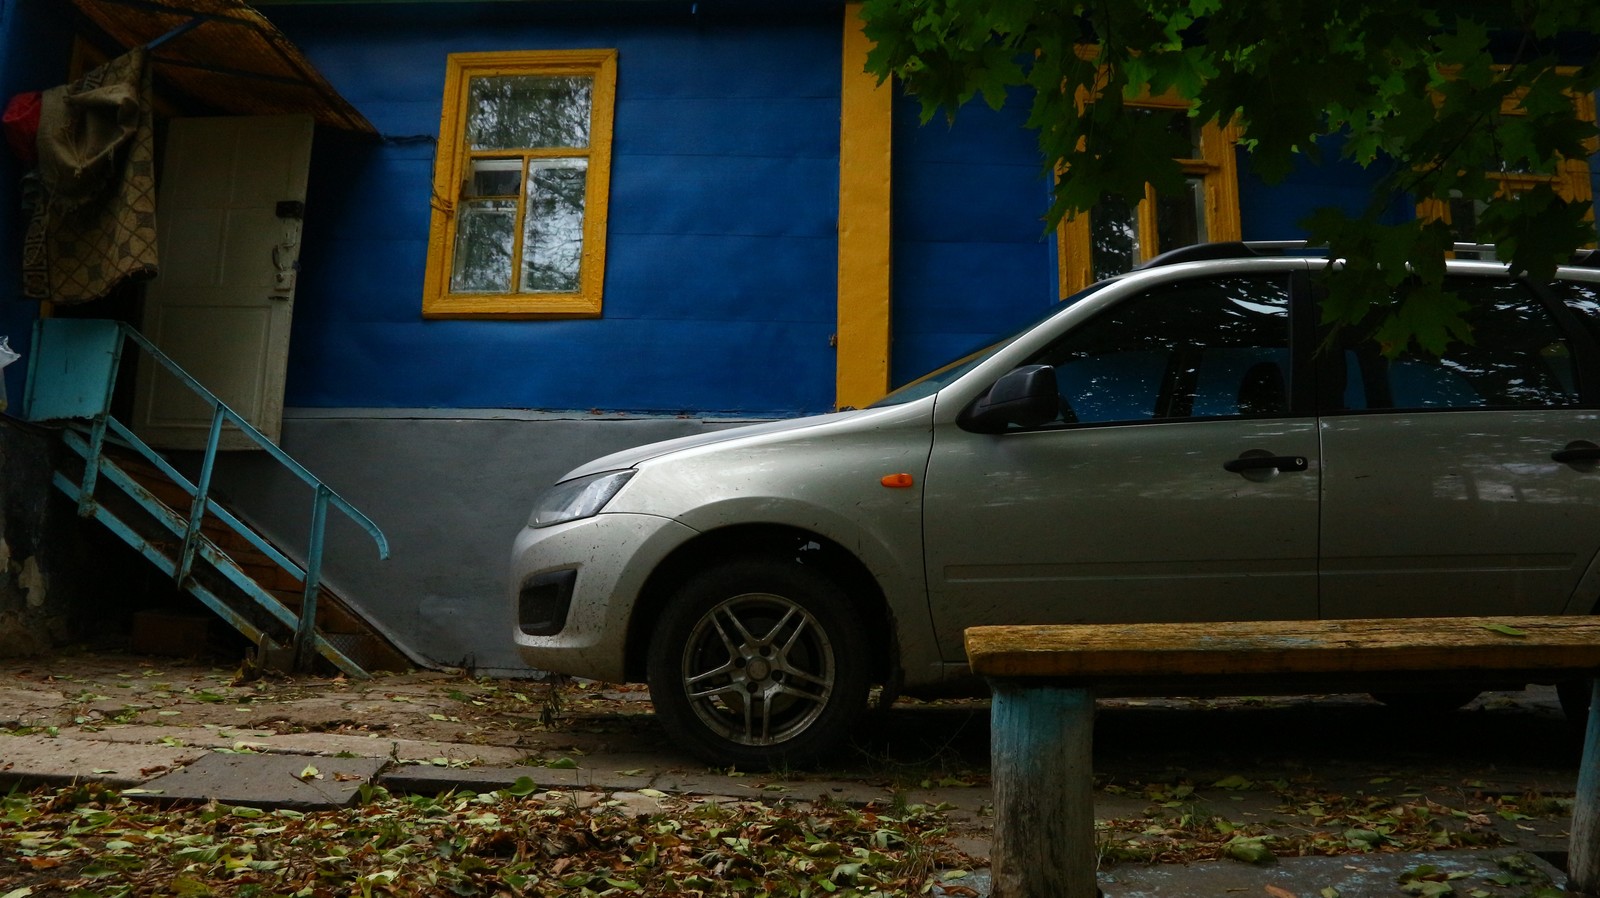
[
  {"left": 1553, "top": 442, "right": 1600, "bottom": 465},
  {"left": 1223, "top": 455, "right": 1309, "bottom": 474}
]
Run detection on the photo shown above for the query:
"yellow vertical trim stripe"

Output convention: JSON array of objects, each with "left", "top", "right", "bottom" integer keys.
[{"left": 836, "top": 3, "right": 894, "bottom": 409}]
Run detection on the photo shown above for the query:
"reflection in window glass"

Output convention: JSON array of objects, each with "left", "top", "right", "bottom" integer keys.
[
  {"left": 1555, "top": 281, "right": 1600, "bottom": 346},
  {"left": 451, "top": 200, "right": 516, "bottom": 293},
  {"left": 1090, "top": 193, "right": 1139, "bottom": 283},
  {"left": 1156, "top": 177, "right": 1206, "bottom": 255},
  {"left": 467, "top": 76, "right": 592, "bottom": 150},
  {"left": 521, "top": 161, "right": 587, "bottom": 293},
  {"left": 1335, "top": 279, "right": 1577, "bottom": 410},
  {"left": 1447, "top": 195, "right": 1485, "bottom": 245},
  {"left": 450, "top": 72, "right": 596, "bottom": 296},
  {"left": 1551, "top": 280, "right": 1600, "bottom": 399},
  {"left": 1027, "top": 276, "right": 1292, "bottom": 424}
]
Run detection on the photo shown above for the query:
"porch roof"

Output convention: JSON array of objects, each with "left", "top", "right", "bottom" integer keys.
[{"left": 71, "top": 0, "right": 376, "bottom": 134}]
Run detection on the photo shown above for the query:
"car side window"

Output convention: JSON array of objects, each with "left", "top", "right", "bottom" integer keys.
[
  {"left": 1335, "top": 279, "right": 1578, "bottom": 411},
  {"left": 1026, "top": 276, "right": 1292, "bottom": 424},
  {"left": 1552, "top": 279, "right": 1600, "bottom": 352}
]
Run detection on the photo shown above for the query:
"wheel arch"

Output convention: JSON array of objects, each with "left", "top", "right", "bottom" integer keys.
[{"left": 622, "top": 524, "right": 897, "bottom": 684}]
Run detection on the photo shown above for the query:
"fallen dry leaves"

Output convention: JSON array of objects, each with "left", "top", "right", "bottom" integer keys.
[{"left": 0, "top": 781, "right": 974, "bottom": 897}]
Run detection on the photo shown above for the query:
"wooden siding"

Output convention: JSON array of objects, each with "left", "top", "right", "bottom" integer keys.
[{"left": 273, "top": 6, "right": 844, "bottom": 416}]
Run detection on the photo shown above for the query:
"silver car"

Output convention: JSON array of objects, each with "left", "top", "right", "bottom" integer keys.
[{"left": 511, "top": 243, "right": 1600, "bottom": 768}]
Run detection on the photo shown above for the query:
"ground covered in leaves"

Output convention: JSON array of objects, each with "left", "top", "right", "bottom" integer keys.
[
  {"left": 1, "top": 654, "right": 1587, "bottom": 896},
  {"left": 1092, "top": 774, "right": 1567, "bottom": 870},
  {"left": 0, "top": 775, "right": 1577, "bottom": 898},
  {"left": 1, "top": 782, "right": 974, "bottom": 897}
]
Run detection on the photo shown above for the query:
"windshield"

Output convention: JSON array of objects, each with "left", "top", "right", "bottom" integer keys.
[
  {"left": 870, "top": 344, "right": 1001, "bottom": 407},
  {"left": 871, "top": 282, "right": 1109, "bottom": 407}
]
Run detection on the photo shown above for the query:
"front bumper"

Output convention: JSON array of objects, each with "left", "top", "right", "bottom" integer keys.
[{"left": 509, "top": 512, "right": 697, "bottom": 682}]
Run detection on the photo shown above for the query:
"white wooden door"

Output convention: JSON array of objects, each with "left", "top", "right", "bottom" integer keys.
[{"left": 134, "top": 115, "right": 313, "bottom": 449}]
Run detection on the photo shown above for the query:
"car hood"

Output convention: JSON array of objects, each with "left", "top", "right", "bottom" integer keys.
[{"left": 559, "top": 406, "right": 908, "bottom": 481}]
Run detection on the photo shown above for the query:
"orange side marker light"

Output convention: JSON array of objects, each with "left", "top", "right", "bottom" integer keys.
[{"left": 880, "top": 473, "right": 915, "bottom": 489}]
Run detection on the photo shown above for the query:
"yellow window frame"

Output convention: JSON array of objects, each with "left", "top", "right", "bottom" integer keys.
[
  {"left": 1417, "top": 67, "right": 1597, "bottom": 244},
  {"left": 423, "top": 49, "right": 618, "bottom": 319},
  {"left": 1056, "top": 91, "right": 1242, "bottom": 298}
]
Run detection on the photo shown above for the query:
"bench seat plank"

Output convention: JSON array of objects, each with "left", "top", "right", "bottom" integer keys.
[
  {"left": 966, "top": 616, "right": 1600, "bottom": 680},
  {"left": 970, "top": 617, "right": 1600, "bottom": 897}
]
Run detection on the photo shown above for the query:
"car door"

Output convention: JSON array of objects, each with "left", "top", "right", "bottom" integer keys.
[
  {"left": 1318, "top": 276, "right": 1600, "bottom": 618},
  {"left": 923, "top": 273, "right": 1321, "bottom": 662}
]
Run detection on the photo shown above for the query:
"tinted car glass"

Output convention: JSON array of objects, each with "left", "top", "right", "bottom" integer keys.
[
  {"left": 1334, "top": 279, "right": 1578, "bottom": 411},
  {"left": 873, "top": 282, "right": 1113, "bottom": 408},
  {"left": 1552, "top": 279, "right": 1600, "bottom": 352},
  {"left": 1024, "top": 276, "right": 1292, "bottom": 424}
]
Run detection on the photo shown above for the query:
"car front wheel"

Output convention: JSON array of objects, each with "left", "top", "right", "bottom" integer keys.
[{"left": 646, "top": 558, "right": 870, "bottom": 769}]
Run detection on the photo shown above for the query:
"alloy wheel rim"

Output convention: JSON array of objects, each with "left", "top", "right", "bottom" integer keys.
[{"left": 679, "top": 592, "right": 836, "bottom": 747}]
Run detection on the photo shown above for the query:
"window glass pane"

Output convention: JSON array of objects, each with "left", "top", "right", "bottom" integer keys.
[
  {"left": 450, "top": 199, "right": 516, "bottom": 293},
  {"left": 1155, "top": 177, "right": 1206, "bottom": 255},
  {"left": 1338, "top": 279, "right": 1577, "bottom": 410},
  {"left": 467, "top": 75, "right": 593, "bottom": 150},
  {"left": 1447, "top": 195, "right": 1484, "bottom": 245},
  {"left": 1089, "top": 193, "right": 1139, "bottom": 282},
  {"left": 521, "top": 160, "right": 587, "bottom": 293},
  {"left": 1493, "top": 156, "right": 1540, "bottom": 176},
  {"left": 1029, "top": 276, "right": 1292, "bottom": 423},
  {"left": 1130, "top": 106, "right": 1201, "bottom": 157},
  {"left": 1555, "top": 280, "right": 1600, "bottom": 347},
  {"left": 465, "top": 158, "right": 522, "bottom": 198}
]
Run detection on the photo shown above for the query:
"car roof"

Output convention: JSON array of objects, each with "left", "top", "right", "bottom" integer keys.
[{"left": 1139, "top": 241, "right": 1600, "bottom": 274}]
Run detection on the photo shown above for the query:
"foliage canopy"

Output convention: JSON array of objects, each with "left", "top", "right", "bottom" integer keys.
[{"left": 860, "top": 0, "right": 1600, "bottom": 353}]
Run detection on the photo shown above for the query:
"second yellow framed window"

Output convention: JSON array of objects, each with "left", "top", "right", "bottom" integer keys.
[{"left": 1057, "top": 93, "right": 1242, "bottom": 297}]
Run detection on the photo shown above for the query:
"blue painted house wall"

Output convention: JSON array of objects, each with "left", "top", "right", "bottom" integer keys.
[
  {"left": 1, "top": 0, "right": 1431, "bottom": 418},
  {"left": 272, "top": 4, "right": 846, "bottom": 417},
  {"left": 889, "top": 88, "right": 1059, "bottom": 386},
  {"left": 1237, "top": 136, "right": 1416, "bottom": 241},
  {"left": 3, "top": 0, "right": 1520, "bottom": 420}
]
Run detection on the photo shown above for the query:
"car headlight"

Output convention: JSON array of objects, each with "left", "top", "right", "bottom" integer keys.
[{"left": 531, "top": 470, "right": 636, "bottom": 528}]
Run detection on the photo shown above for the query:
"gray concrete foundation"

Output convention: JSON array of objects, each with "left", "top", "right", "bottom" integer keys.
[{"left": 199, "top": 410, "right": 765, "bottom": 674}]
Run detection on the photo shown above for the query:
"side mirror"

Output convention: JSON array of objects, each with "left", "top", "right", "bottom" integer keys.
[{"left": 958, "top": 364, "right": 1059, "bottom": 434}]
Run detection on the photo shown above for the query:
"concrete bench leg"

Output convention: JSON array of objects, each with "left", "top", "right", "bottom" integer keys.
[
  {"left": 1572, "top": 678, "right": 1600, "bottom": 897},
  {"left": 989, "top": 681, "right": 1098, "bottom": 898}
]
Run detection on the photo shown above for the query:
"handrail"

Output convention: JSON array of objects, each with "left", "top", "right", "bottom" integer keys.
[{"left": 86, "top": 323, "right": 389, "bottom": 670}]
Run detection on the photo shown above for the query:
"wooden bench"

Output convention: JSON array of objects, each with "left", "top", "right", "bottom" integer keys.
[{"left": 965, "top": 616, "right": 1600, "bottom": 898}]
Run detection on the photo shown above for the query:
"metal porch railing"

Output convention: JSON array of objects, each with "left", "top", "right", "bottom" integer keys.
[{"left": 22, "top": 318, "right": 390, "bottom": 677}]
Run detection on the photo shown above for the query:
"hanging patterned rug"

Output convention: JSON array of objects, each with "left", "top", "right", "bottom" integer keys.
[{"left": 21, "top": 47, "right": 158, "bottom": 305}]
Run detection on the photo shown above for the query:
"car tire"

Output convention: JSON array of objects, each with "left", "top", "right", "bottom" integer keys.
[
  {"left": 646, "top": 557, "right": 871, "bottom": 769},
  {"left": 1371, "top": 691, "right": 1479, "bottom": 714}
]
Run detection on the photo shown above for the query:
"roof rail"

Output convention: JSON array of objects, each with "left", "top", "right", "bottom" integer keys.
[
  {"left": 1449, "top": 242, "right": 1499, "bottom": 259},
  {"left": 1449, "top": 243, "right": 1600, "bottom": 268},
  {"left": 1141, "top": 240, "right": 1600, "bottom": 271},
  {"left": 1139, "top": 240, "right": 1314, "bottom": 269}
]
